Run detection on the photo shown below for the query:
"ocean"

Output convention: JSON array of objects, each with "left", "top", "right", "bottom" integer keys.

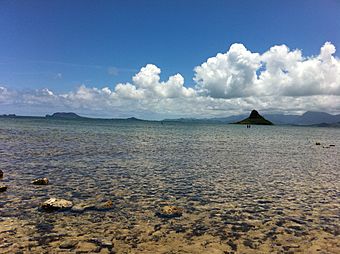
[{"left": 0, "top": 118, "right": 339, "bottom": 253}]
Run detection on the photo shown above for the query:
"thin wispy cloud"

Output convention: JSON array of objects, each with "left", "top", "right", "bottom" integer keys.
[{"left": 0, "top": 57, "right": 137, "bottom": 74}]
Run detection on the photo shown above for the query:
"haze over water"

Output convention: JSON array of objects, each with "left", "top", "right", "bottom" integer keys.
[{"left": 0, "top": 118, "right": 339, "bottom": 253}]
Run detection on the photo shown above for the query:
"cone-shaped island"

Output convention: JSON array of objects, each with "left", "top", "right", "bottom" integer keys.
[{"left": 234, "top": 110, "right": 273, "bottom": 125}]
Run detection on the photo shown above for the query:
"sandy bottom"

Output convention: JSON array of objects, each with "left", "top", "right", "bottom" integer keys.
[{"left": 1, "top": 198, "right": 339, "bottom": 254}]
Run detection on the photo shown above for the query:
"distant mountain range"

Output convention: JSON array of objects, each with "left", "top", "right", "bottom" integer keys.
[
  {"left": 164, "top": 111, "right": 340, "bottom": 126},
  {"left": 45, "top": 112, "right": 145, "bottom": 122},
  {"left": 1, "top": 111, "right": 340, "bottom": 126},
  {"left": 0, "top": 112, "right": 145, "bottom": 122},
  {"left": 46, "top": 112, "right": 83, "bottom": 119}
]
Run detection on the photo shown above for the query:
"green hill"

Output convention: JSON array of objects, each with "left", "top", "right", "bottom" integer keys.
[{"left": 235, "top": 110, "right": 273, "bottom": 125}]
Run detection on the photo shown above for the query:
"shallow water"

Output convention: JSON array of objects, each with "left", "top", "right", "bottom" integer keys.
[{"left": 0, "top": 118, "right": 339, "bottom": 253}]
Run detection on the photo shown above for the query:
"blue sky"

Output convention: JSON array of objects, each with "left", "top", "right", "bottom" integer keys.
[{"left": 1, "top": 0, "right": 340, "bottom": 118}]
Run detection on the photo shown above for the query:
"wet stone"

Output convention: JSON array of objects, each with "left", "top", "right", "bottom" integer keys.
[
  {"left": 276, "top": 220, "right": 285, "bottom": 227},
  {"left": 31, "top": 177, "right": 49, "bottom": 185},
  {"left": 256, "top": 199, "right": 273, "bottom": 204},
  {"left": 41, "top": 198, "right": 73, "bottom": 211},
  {"left": 95, "top": 200, "right": 114, "bottom": 211},
  {"left": 75, "top": 241, "right": 100, "bottom": 253},
  {"left": 170, "top": 224, "right": 186, "bottom": 233},
  {"left": 231, "top": 222, "right": 254, "bottom": 232},
  {"left": 0, "top": 169, "right": 3, "bottom": 178},
  {"left": 36, "top": 222, "right": 54, "bottom": 233},
  {"left": 0, "top": 243, "right": 13, "bottom": 248},
  {"left": 191, "top": 224, "right": 208, "bottom": 237},
  {"left": 288, "top": 217, "right": 307, "bottom": 225},
  {"left": 288, "top": 225, "right": 304, "bottom": 231},
  {"left": 59, "top": 240, "right": 78, "bottom": 249},
  {"left": 227, "top": 240, "right": 237, "bottom": 251},
  {"left": 71, "top": 203, "right": 95, "bottom": 213},
  {"left": 154, "top": 224, "right": 162, "bottom": 231},
  {"left": 323, "top": 225, "right": 340, "bottom": 236},
  {"left": 156, "top": 205, "right": 183, "bottom": 218},
  {"left": 243, "top": 239, "right": 257, "bottom": 249},
  {"left": 0, "top": 185, "right": 8, "bottom": 192},
  {"left": 151, "top": 231, "right": 163, "bottom": 241},
  {"left": 101, "top": 241, "right": 113, "bottom": 250}
]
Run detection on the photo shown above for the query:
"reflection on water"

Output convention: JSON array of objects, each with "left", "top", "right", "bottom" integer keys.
[{"left": 0, "top": 118, "right": 339, "bottom": 253}]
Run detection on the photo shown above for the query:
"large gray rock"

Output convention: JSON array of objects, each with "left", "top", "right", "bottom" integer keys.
[{"left": 41, "top": 198, "right": 73, "bottom": 211}]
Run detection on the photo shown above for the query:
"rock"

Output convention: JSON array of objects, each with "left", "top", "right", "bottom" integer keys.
[
  {"left": 156, "top": 205, "right": 183, "bottom": 218},
  {"left": 95, "top": 200, "right": 113, "bottom": 211},
  {"left": 41, "top": 198, "right": 73, "bottom": 211},
  {"left": 235, "top": 110, "right": 273, "bottom": 125},
  {"left": 0, "top": 185, "right": 8, "bottom": 192},
  {"left": 98, "top": 249, "right": 110, "bottom": 254},
  {"left": 71, "top": 203, "right": 95, "bottom": 213},
  {"left": 154, "top": 224, "right": 162, "bottom": 231},
  {"left": 316, "top": 142, "right": 321, "bottom": 145},
  {"left": 227, "top": 240, "right": 237, "bottom": 251},
  {"left": 31, "top": 178, "right": 49, "bottom": 185},
  {"left": 100, "top": 241, "right": 113, "bottom": 250},
  {"left": 75, "top": 241, "right": 100, "bottom": 253},
  {"left": 0, "top": 169, "right": 3, "bottom": 178},
  {"left": 243, "top": 239, "right": 257, "bottom": 249},
  {"left": 59, "top": 240, "right": 78, "bottom": 249},
  {"left": 0, "top": 243, "right": 13, "bottom": 248},
  {"left": 151, "top": 231, "right": 163, "bottom": 241},
  {"left": 330, "top": 144, "right": 335, "bottom": 147}
]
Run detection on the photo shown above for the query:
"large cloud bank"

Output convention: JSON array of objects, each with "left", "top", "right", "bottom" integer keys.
[{"left": 1, "top": 42, "right": 340, "bottom": 118}]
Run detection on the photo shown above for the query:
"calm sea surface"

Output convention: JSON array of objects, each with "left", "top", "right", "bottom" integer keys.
[{"left": 0, "top": 118, "right": 339, "bottom": 253}]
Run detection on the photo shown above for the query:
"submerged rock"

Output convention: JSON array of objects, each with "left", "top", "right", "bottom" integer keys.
[
  {"left": 156, "top": 205, "right": 183, "bottom": 218},
  {"left": 316, "top": 142, "right": 321, "bottom": 145},
  {"left": 32, "top": 177, "right": 49, "bottom": 185},
  {"left": 59, "top": 240, "right": 78, "bottom": 249},
  {"left": 75, "top": 241, "right": 99, "bottom": 253},
  {"left": 95, "top": 200, "right": 114, "bottom": 211},
  {"left": 0, "top": 185, "right": 8, "bottom": 192},
  {"left": 71, "top": 203, "right": 95, "bottom": 213},
  {"left": 0, "top": 169, "right": 3, "bottom": 178},
  {"left": 41, "top": 198, "right": 73, "bottom": 211}
]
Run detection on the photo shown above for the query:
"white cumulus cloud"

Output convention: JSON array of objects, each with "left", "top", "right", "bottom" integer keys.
[
  {"left": 194, "top": 43, "right": 261, "bottom": 98},
  {"left": 1, "top": 42, "right": 340, "bottom": 119},
  {"left": 194, "top": 42, "right": 340, "bottom": 98}
]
